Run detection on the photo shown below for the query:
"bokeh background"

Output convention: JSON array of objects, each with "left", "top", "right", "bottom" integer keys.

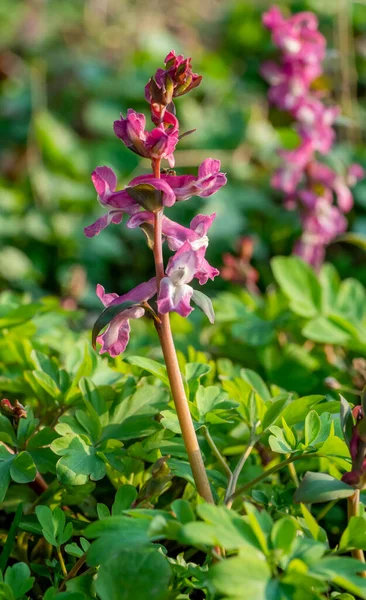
[{"left": 1, "top": 0, "right": 366, "bottom": 309}]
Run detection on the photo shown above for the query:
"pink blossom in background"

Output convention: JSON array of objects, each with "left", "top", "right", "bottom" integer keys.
[{"left": 262, "top": 6, "right": 364, "bottom": 268}]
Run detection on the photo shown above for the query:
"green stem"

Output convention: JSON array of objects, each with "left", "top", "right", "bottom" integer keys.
[
  {"left": 58, "top": 553, "right": 86, "bottom": 591},
  {"left": 227, "top": 453, "right": 320, "bottom": 504},
  {"left": 152, "top": 159, "right": 214, "bottom": 505},
  {"left": 57, "top": 546, "right": 68, "bottom": 579},
  {"left": 202, "top": 426, "right": 232, "bottom": 479},
  {"left": 225, "top": 433, "right": 258, "bottom": 508},
  {"left": 347, "top": 490, "right": 366, "bottom": 568}
]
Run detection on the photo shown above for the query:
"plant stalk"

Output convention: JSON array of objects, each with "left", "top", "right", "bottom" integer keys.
[
  {"left": 202, "top": 426, "right": 232, "bottom": 479},
  {"left": 347, "top": 490, "right": 366, "bottom": 567},
  {"left": 152, "top": 159, "right": 214, "bottom": 504},
  {"left": 225, "top": 434, "right": 257, "bottom": 508},
  {"left": 227, "top": 452, "right": 321, "bottom": 504},
  {"left": 57, "top": 546, "right": 68, "bottom": 578}
]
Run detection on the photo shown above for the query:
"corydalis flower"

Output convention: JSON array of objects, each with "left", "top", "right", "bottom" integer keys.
[
  {"left": 96, "top": 278, "right": 156, "bottom": 357},
  {"left": 145, "top": 50, "right": 202, "bottom": 124},
  {"left": 113, "top": 109, "right": 179, "bottom": 167},
  {"left": 130, "top": 158, "right": 227, "bottom": 203},
  {"left": 85, "top": 166, "right": 139, "bottom": 237},
  {"left": 127, "top": 212, "right": 216, "bottom": 252},
  {"left": 157, "top": 241, "right": 217, "bottom": 321}
]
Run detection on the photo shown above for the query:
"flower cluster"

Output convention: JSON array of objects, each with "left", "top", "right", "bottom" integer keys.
[
  {"left": 85, "top": 51, "right": 226, "bottom": 357},
  {"left": 262, "top": 6, "right": 364, "bottom": 268}
]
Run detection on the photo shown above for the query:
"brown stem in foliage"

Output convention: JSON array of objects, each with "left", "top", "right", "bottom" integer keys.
[{"left": 152, "top": 159, "right": 214, "bottom": 504}]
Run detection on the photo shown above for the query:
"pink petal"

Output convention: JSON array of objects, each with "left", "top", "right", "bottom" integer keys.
[
  {"left": 97, "top": 306, "right": 145, "bottom": 357},
  {"left": 84, "top": 211, "right": 123, "bottom": 238},
  {"left": 157, "top": 277, "right": 194, "bottom": 318},
  {"left": 92, "top": 166, "right": 117, "bottom": 196},
  {"left": 96, "top": 284, "right": 119, "bottom": 307},
  {"left": 195, "top": 258, "right": 220, "bottom": 285}
]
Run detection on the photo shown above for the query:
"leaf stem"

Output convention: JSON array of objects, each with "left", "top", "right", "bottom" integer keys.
[
  {"left": 57, "top": 546, "right": 68, "bottom": 579},
  {"left": 202, "top": 426, "right": 232, "bottom": 479},
  {"left": 227, "top": 452, "right": 320, "bottom": 504},
  {"left": 152, "top": 158, "right": 214, "bottom": 504},
  {"left": 58, "top": 553, "right": 87, "bottom": 591},
  {"left": 347, "top": 490, "right": 366, "bottom": 568},
  {"left": 225, "top": 433, "right": 258, "bottom": 508}
]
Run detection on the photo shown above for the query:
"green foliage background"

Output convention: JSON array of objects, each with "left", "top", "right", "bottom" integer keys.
[{"left": 1, "top": 0, "right": 365, "bottom": 305}]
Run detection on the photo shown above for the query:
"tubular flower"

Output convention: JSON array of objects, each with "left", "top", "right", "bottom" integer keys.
[
  {"left": 262, "top": 5, "right": 364, "bottom": 268},
  {"left": 157, "top": 243, "right": 205, "bottom": 318},
  {"left": 127, "top": 212, "right": 216, "bottom": 251},
  {"left": 113, "top": 109, "right": 179, "bottom": 167},
  {"left": 85, "top": 167, "right": 140, "bottom": 237},
  {"left": 145, "top": 50, "right": 202, "bottom": 124},
  {"left": 96, "top": 278, "right": 157, "bottom": 357}
]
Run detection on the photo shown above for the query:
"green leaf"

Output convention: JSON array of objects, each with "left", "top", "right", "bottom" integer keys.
[
  {"left": 51, "top": 434, "right": 106, "bottom": 485},
  {"left": 271, "top": 517, "right": 297, "bottom": 555},
  {"left": 268, "top": 426, "right": 294, "bottom": 454},
  {"left": 340, "top": 396, "right": 354, "bottom": 449},
  {"left": 208, "top": 552, "right": 273, "bottom": 600},
  {"left": 35, "top": 505, "right": 58, "bottom": 546},
  {"left": 278, "top": 395, "right": 324, "bottom": 427},
  {"left": 300, "top": 504, "right": 326, "bottom": 542},
  {"left": 262, "top": 395, "right": 289, "bottom": 431},
  {"left": 79, "top": 377, "right": 107, "bottom": 418},
  {"left": 92, "top": 301, "right": 139, "bottom": 350},
  {"left": 0, "top": 503, "right": 23, "bottom": 572},
  {"left": 0, "top": 446, "right": 12, "bottom": 501},
  {"left": 112, "top": 485, "right": 137, "bottom": 515},
  {"left": 340, "top": 516, "right": 366, "bottom": 551},
  {"left": 191, "top": 289, "right": 215, "bottom": 323},
  {"left": 9, "top": 452, "right": 37, "bottom": 483},
  {"left": 4, "top": 563, "right": 34, "bottom": 599},
  {"left": 232, "top": 316, "right": 275, "bottom": 347},
  {"left": 170, "top": 499, "right": 195, "bottom": 524},
  {"left": 335, "top": 279, "right": 366, "bottom": 321},
  {"left": 195, "top": 385, "right": 234, "bottom": 422},
  {"left": 305, "top": 411, "right": 321, "bottom": 447},
  {"left": 126, "top": 184, "right": 163, "bottom": 211},
  {"left": 179, "top": 504, "right": 262, "bottom": 552},
  {"left": 271, "top": 256, "right": 322, "bottom": 317},
  {"left": 32, "top": 370, "right": 61, "bottom": 398},
  {"left": 309, "top": 556, "right": 366, "bottom": 599},
  {"left": 85, "top": 517, "right": 152, "bottom": 565},
  {"left": 125, "top": 356, "right": 169, "bottom": 385},
  {"left": 302, "top": 316, "right": 360, "bottom": 346},
  {"left": 95, "top": 548, "right": 171, "bottom": 600},
  {"left": 294, "top": 472, "right": 354, "bottom": 503},
  {"left": 240, "top": 369, "right": 271, "bottom": 402}
]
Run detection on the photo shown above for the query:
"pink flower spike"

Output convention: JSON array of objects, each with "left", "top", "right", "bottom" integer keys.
[{"left": 96, "top": 278, "right": 157, "bottom": 357}]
